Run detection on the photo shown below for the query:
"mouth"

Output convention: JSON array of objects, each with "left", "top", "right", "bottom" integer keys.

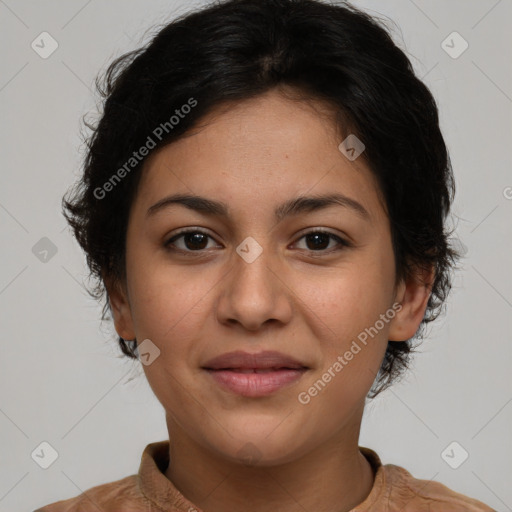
[
  {"left": 202, "top": 351, "right": 309, "bottom": 397},
  {"left": 212, "top": 367, "right": 304, "bottom": 373}
]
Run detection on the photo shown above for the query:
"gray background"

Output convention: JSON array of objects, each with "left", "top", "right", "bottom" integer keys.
[{"left": 1, "top": 0, "right": 511, "bottom": 510}]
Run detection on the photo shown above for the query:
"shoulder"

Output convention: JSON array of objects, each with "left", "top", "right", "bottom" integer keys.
[
  {"left": 382, "top": 463, "right": 496, "bottom": 512},
  {"left": 33, "top": 474, "right": 148, "bottom": 512}
]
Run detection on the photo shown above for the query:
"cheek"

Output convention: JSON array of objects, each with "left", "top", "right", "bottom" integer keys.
[
  {"left": 126, "top": 249, "right": 215, "bottom": 341},
  {"left": 297, "top": 259, "right": 393, "bottom": 339},
  {"left": 294, "top": 258, "right": 393, "bottom": 392},
  {"left": 125, "top": 254, "right": 221, "bottom": 384},
  {"left": 129, "top": 272, "right": 210, "bottom": 414}
]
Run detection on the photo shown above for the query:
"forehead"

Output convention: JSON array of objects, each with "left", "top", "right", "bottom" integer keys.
[{"left": 133, "top": 90, "right": 386, "bottom": 224}]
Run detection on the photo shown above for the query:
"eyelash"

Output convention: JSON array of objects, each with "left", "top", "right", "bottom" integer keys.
[{"left": 164, "top": 228, "right": 352, "bottom": 255}]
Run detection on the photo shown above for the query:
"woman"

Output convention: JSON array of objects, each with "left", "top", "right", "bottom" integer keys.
[{"left": 36, "top": 0, "right": 494, "bottom": 510}]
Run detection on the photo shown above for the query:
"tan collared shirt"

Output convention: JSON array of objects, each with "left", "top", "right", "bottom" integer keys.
[{"left": 35, "top": 440, "right": 495, "bottom": 511}]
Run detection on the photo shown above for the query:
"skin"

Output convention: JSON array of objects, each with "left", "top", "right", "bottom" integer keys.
[{"left": 107, "top": 87, "right": 433, "bottom": 512}]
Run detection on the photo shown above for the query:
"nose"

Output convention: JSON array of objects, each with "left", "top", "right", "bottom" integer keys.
[{"left": 216, "top": 240, "right": 293, "bottom": 332}]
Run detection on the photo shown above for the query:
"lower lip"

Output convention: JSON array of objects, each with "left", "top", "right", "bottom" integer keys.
[{"left": 205, "top": 368, "right": 307, "bottom": 397}]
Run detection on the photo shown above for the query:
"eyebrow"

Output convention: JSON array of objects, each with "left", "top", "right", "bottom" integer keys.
[{"left": 146, "top": 192, "right": 370, "bottom": 222}]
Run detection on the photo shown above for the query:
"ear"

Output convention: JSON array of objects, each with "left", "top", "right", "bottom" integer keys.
[
  {"left": 104, "top": 275, "right": 136, "bottom": 341},
  {"left": 388, "top": 263, "right": 435, "bottom": 342}
]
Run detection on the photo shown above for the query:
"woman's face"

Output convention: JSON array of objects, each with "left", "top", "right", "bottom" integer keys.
[{"left": 109, "top": 89, "right": 424, "bottom": 465}]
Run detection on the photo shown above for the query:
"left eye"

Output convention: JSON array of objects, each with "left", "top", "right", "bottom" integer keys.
[
  {"left": 164, "top": 229, "right": 350, "bottom": 253},
  {"left": 294, "top": 230, "right": 350, "bottom": 252}
]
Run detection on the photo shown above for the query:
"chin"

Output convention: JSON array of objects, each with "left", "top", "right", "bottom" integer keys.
[{"left": 209, "top": 421, "right": 313, "bottom": 467}]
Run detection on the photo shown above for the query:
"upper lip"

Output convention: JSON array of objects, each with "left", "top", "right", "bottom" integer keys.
[{"left": 202, "top": 350, "right": 308, "bottom": 370}]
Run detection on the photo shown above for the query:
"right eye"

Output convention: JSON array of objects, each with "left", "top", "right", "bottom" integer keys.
[{"left": 164, "top": 228, "right": 221, "bottom": 252}]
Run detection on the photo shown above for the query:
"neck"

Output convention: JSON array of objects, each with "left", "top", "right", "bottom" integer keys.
[{"left": 164, "top": 411, "right": 375, "bottom": 512}]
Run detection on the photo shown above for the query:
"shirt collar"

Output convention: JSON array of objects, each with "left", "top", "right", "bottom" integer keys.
[{"left": 137, "top": 440, "right": 386, "bottom": 511}]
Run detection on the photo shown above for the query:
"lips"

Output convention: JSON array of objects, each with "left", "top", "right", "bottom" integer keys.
[
  {"left": 202, "top": 350, "right": 309, "bottom": 397},
  {"left": 202, "top": 350, "right": 308, "bottom": 371},
  {"left": 224, "top": 368, "right": 291, "bottom": 373}
]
